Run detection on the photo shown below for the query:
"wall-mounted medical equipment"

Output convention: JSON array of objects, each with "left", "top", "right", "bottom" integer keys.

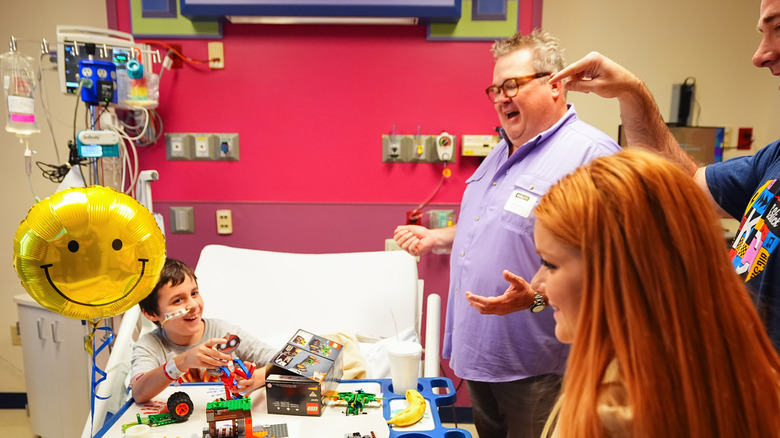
[
  {"left": 77, "top": 59, "right": 117, "bottom": 105},
  {"left": 381, "top": 125, "right": 457, "bottom": 163},
  {"left": 57, "top": 27, "right": 133, "bottom": 94},
  {"left": 76, "top": 130, "right": 120, "bottom": 158},
  {"left": 125, "top": 59, "right": 147, "bottom": 101},
  {"left": 56, "top": 26, "right": 160, "bottom": 107}
]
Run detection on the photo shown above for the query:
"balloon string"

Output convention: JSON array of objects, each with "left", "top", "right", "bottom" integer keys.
[{"left": 87, "top": 319, "right": 114, "bottom": 437}]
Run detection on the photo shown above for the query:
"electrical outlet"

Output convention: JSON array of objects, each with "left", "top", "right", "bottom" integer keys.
[
  {"left": 723, "top": 127, "right": 733, "bottom": 148},
  {"left": 385, "top": 238, "right": 402, "bottom": 251},
  {"left": 216, "top": 209, "right": 233, "bottom": 234},
  {"left": 208, "top": 42, "right": 225, "bottom": 69}
]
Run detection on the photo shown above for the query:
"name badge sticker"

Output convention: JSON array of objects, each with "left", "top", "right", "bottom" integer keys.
[{"left": 504, "top": 189, "right": 538, "bottom": 218}]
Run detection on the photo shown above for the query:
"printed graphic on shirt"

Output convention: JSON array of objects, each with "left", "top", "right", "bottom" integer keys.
[{"left": 730, "top": 179, "right": 780, "bottom": 282}]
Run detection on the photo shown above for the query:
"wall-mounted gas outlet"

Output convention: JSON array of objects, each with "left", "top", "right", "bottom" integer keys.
[
  {"left": 192, "top": 133, "right": 215, "bottom": 160},
  {"left": 165, "top": 133, "right": 193, "bottom": 160},
  {"left": 382, "top": 133, "right": 456, "bottom": 163},
  {"left": 165, "top": 133, "right": 240, "bottom": 161},
  {"left": 412, "top": 136, "right": 427, "bottom": 161},
  {"left": 216, "top": 209, "right": 233, "bottom": 235},
  {"left": 382, "top": 135, "right": 402, "bottom": 162},
  {"left": 436, "top": 132, "right": 455, "bottom": 161}
]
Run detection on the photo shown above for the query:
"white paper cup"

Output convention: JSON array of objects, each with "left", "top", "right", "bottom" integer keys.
[
  {"left": 387, "top": 341, "right": 422, "bottom": 394},
  {"left": 124, "top": 424, "right": 151, "bottom": 438}
]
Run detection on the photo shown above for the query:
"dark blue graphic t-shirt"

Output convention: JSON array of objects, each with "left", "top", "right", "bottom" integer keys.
[{"left": 709, "top": 139, "right": 780, "bottom": 352}]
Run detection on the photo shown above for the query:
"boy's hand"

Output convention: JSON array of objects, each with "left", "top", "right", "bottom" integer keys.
[
  {"left": 235, "top": 362, "right": 265, "bottom": 395},
  {"left": 177, "top": 338, "right": 232, "bottom": 370}
]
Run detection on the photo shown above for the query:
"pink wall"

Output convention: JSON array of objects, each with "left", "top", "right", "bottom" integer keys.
[
  {"left": 118, "top": 7, "right": 498, "bottom": 203},
  {"left": 114, "top": 1, "right": 535, "bottom": 410}
]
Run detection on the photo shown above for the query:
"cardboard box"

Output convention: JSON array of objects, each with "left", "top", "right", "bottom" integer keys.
[{"left": 265, "top": 329, "right": 343, "bottom": 416}]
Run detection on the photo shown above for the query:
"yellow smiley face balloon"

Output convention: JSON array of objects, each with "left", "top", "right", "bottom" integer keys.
[{"left": 13, "top": 186, "right": 166, "bottom": 320}]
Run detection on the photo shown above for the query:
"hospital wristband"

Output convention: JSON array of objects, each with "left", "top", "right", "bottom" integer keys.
[{"left": 163, "top": 359, "right": 185, "bottom": 380}]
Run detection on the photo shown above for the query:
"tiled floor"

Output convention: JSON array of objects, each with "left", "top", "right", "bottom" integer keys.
[
  {"left": 0, "top": 355, "right": 33, "bottom": 437},
  {"left": 0, "top": 410, "right": 34, "bottom": 438}
]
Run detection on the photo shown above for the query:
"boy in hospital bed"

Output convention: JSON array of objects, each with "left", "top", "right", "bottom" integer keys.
[{"left": 129, "top": 258, "right": 277, "bottom": 403}]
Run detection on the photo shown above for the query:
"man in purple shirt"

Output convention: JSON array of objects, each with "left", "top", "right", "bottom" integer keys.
[{"left": 394, "top": 30, "right": 620, "bottom": 438}]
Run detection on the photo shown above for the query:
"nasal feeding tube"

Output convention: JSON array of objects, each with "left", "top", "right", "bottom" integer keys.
[{"left": 161, "top": 307, "right": 190, "bottom": 325}]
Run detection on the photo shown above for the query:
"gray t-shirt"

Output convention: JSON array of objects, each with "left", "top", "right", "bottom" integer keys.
[{"left": 130, "top": 318, "right": 277, "bottom": 380}]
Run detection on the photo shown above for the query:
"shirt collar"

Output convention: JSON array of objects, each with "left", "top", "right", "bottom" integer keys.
[{"left": 501, "top": 103, "right": 578, "bottom": 159}]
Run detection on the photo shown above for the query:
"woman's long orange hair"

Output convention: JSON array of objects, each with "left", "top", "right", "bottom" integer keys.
[{"left": 535, "top": 149, "right": 780, "bottom": 437}]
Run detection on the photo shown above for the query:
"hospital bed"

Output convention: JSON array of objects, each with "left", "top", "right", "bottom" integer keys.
[{"left": 82, "top": 244, "right": 441, "bottom": 437}]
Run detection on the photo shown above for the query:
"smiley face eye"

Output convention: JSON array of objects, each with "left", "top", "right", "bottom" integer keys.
[
  {"left": 112, "top": 239, "right": 123, "bottom": 251},
  {"left": 68, "top": 240, "right": 79, "bottom": 253}
]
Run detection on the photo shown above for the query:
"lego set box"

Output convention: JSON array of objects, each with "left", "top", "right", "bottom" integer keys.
[{"left": 265, "top": 329, "right": 343, "bottom": 416}]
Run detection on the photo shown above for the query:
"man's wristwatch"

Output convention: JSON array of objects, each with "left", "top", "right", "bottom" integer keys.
[{"left": 529, "top": 292, "right": 547, "bottom": 313}]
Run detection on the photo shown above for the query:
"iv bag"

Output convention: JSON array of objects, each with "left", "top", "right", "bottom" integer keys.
[{"left": 1, "top": 50, "right": 40, "bottom": 135}]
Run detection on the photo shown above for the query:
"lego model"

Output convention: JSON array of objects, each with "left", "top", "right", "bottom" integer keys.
[
  {"left": 217, "top": 357, "right": 255, "bottom": 400},
  {"left": 121, "top": 391, "right": 194, "bottom": 432},
  {"left": 201, "top": 397, "right": 289, "bottom": 438},
  {"left": 212, "top": 333, "right": 256, "bottom": 400},
  {"left": 327, "top": 389, "right": 382, "bottom": 416},
  {"left": 203, "top": 397, "right": 253, "bottom": 438}
]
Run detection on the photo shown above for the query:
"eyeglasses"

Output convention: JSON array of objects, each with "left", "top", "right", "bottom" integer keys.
[{"left": 485, "top": 72, "right": 552, "bottom": 103}]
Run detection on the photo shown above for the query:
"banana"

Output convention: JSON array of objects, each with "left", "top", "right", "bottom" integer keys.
[{"left": 386, "top": 389, "right": 426, "bottom": 427}]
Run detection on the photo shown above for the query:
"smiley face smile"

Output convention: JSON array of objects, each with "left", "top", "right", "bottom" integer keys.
[{"left": 40, "top": 258, "right": 149, "bottom": 307}]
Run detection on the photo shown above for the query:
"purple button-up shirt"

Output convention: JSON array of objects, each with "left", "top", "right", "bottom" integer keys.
[{"left": 444, "top": 104, "right": 620, "bottom": 381}]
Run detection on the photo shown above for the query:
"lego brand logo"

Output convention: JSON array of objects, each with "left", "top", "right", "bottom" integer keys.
[{"left": 306, "top": 403, "right": 320, "bottom": 415}]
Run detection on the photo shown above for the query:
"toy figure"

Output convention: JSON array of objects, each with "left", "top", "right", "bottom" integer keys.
[
  {"left": 121, "top": 391, "right": 193, "bottom": 432},
  {"left": 328, "top": 389, "right": 382, "bottom": 416},
  {"left": 212, "top": 334, "right": 256, "bottom": 400}
]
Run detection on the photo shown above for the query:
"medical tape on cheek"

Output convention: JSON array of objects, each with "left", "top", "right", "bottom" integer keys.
[{"left": 161, "top": 308, "right": 190, "bottom": 325}]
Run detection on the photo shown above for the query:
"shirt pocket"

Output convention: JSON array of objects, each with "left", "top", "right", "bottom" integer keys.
[
  {"left": 466, "top": 164, "right": 490, "bottom": 184},
  {"left": 500, "top": 175, "right": 554, "bottom": 234}
]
